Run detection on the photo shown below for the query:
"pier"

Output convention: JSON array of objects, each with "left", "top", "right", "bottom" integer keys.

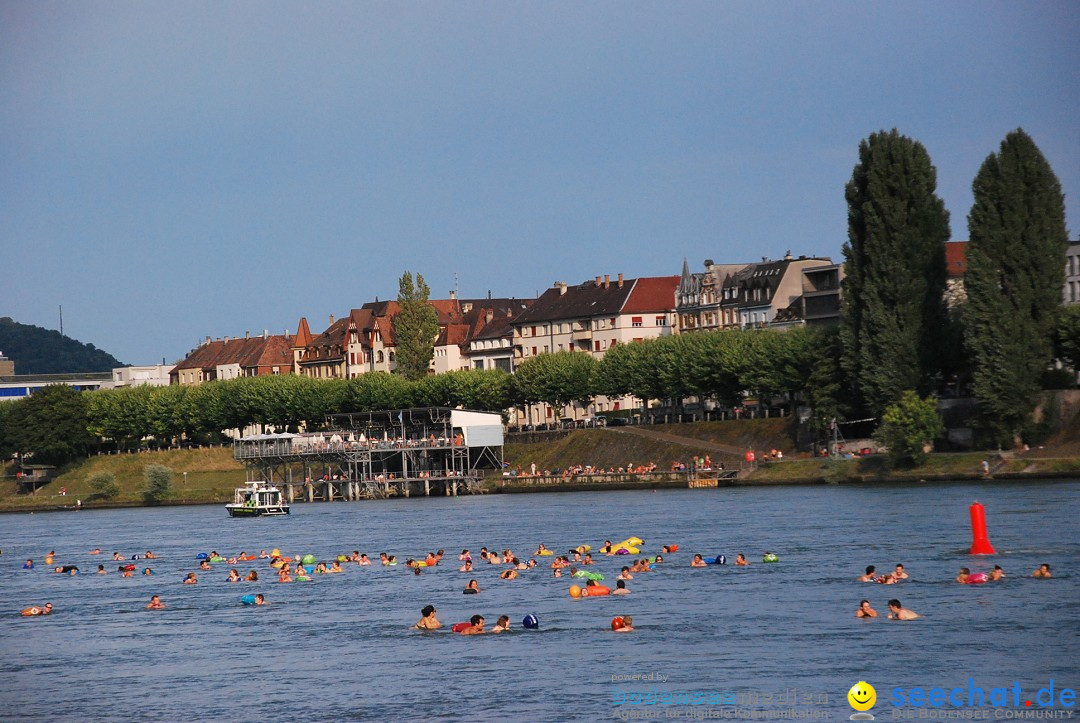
[{"left": 233, "top": 407, "right": 504, "bottom": 502}]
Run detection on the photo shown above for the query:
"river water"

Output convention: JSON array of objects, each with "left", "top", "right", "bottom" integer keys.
[{"left": 1, "top": 482, "right": 1077, "bottom": 721}]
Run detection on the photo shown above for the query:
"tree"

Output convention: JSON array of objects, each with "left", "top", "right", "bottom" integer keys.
[
  {"left": 514, "top": 352, "right": 596, "bottom": 419},
  {"left": 873, "top": 391, "right": 944, "bottom": 466},
  {"left": 393, "top": 271, "right": 440, "bottom": 381},
  {"left": 841, "top": 129, "right": 951, "bottom": 417},
  {"left": 4, "top": 385, "right": 97, "bottom": 465},
  {"left": 143, "top": 464, "right": 173, "bottom": 504},
  {"left": 964, "top": 129, "right": 1070, "bottom": 444},
  {"left": 1056, "top": 305, "right": 1080, "bottom": 375}
]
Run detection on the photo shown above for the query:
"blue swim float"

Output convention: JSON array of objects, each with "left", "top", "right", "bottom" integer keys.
[{"left": 241, "top": 594, "right": 257, "bottom": 605}]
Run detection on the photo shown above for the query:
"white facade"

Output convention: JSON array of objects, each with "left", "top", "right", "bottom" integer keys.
[
  {"left": 1066, "top": 241, "right": 1080, "bottom": 306},
  {"left": 112, "top": 365, "right": 172, "bottom": 388}
]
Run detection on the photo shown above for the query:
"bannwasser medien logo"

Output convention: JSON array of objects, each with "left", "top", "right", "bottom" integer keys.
[{"left": 848, "top": 681, "right": 877, "bottom": 720}]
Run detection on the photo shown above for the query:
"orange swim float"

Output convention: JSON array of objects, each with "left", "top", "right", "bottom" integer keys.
[
  {"left": 21, "top": 607, "right": 42, "bottom": 616},
  {"left": 581, "top": 585, "right": 610, "bottom": 597}
]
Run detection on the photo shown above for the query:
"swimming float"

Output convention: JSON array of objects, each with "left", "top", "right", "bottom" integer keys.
[
  {"left": 301, "top": 554, "right": 317, "bottom": 566},
  {"left": 966, "top": 572, "right": 989, "bottom": 584},
  {"left": 569, "top": 584, "right": 582, "bottom": 598},
  {"left": 271, "top": 548, "right": 281, "bottom": 558},
  {"left": 195, "top": 553, "right": 208, "bottom": 560},
  {"left": 451, "top": 622, "right": 471, "bottom": 633},
  {"left": 762, "top": 553, "right": 779, "bottom": 563},
  {"left": 522, "top": 614, "right": 539, "bottom": 629},
  {"left": 602, "top": 538, "right": 643, "bottom": 554},
  {"left": 21, "top": 607, "right": 43, "bottom": 616},
  {"left": 537, "top": 550, "right": 554, "bottom": 556},
  {"left": 581, "top": 585, "right": 610, "bottom": 597},
  {"left": 209, "top": 557, "right": 226, "bottom": 564},
  {"left": 703, "top": 556, "right": 726, "bottom": 565},
  {"left": 241, "top": 594, "right": 257, "bottom": 605},
  {"left": 238, "top": 555, "right": 256, "bottom": 561},
  {"left": 336, "top": 555, "right": 347, "bottom": 563},
  {"left": 462, "top": 588, "right": 478, "bottom": 595},
  {"left": 294, "top": 575, "right": 311, "bottom": 582},
  {"left": 571, "top": 570, "right": 605, "bottom": 581},
  {"left": 611, "top": 616, "right": 625, "bottom": 631}
]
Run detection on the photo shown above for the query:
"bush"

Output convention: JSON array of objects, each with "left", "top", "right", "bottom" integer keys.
[
  {"left": 143, "top": 464, "right": 173, "bottom": 504},
  {"left": 873, "top": 391, "right": 945, "bottom": 467},
  {"left": 88, "top": 471, "right": 120, "bottom": 500}
]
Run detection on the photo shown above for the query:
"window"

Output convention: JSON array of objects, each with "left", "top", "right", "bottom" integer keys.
[
  {"left": 474, "top": 360, "right": 484, "bottom": 370},
  {"left": 610, "top": 317, "right": 616, "bottom": 328},
  {"left": 495, "top": 358, "right": 511, "bottom": 373},
  {"left": 531, "top": 326, "right": 537, "bottom": 337},
  {"left": 656, "top": 316, "right": 666, "bottom": 326},
  {"left": 609, "top": 339, "right": 617, "bottom": 347},
  {"left": 532, "top": 346, "right": 537, "bottom": 356},
  {"left": 631, "top": 316, "right": 643, "bottom": 327},
  {"left": 568, "top": 342, "right": 575, "bottom": 351},
  {"left": 594, "top": 340, "right": 601, "bottom": 352}
]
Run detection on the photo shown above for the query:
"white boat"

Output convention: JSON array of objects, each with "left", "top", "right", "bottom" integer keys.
[{"left": 225, "top": 481, "right": 290, "bottom": 517}]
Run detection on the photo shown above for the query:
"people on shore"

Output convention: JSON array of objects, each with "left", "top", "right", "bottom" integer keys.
[
  {"left": 855, "top": 600, "right": 877, "bottom": 618},
  {"left": 887, "top": 599, "right": 919, "bottom": 620}
]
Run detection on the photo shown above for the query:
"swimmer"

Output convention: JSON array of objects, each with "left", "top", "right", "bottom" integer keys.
[
  {"left": 54, "top": 565, "right": 79, "bottom": 575},
  {"left": 654, "top": 555, "right": 664, "bottom": 564},
  {"left": 500, "top": 569, "right": 518, "bottom": 580},
  {"left": 380, "top": 553, "right": 389, "bottom": 566},
  {"left": 691, "top": 554, "right": 707, "bottom": 568},
  {"left": 147, "top": 595, "right": 166, "bottom": 610},
  {"left": 350, "top": 551, "right": 361, "bottom": 562},
  {"left": 491, "top": 615, "right": 510, "bottom": 633},
  {"left": 424, "top": 552, "right": 437, "bottom": 567},
  {"left": 877, "top": 572, "right": 898, "bottom": 585},
  {"left": 603, "top": 540, "right": 614, "bottom": 555},
  {"left": 661, "top": 545, "right": 676, "bottom": 554},
  {"left": 956, "top": 567, "right": 970, "bottom": 584},
  {"left": 613, "top": 579, "right": 630, "bottom": 595},
  {"left": 387, "top": 555, "right": 398, "bottom": 566},
  {"left": 145, "top": 551, "right": 157, "bottom": 559},
  {"left": 526, "top": 559, "right": 537, "bottom": 568},
  {"left": 552, "top": 568, "right": 562, "bottom": 578},
  {"left": 887, "top": 599, "right": 919, "bottom": 620},
  {"left": 536, "top": 543, "right": 548, "bottom": 555},
  {"left": 315, "top": 562, "right": 330, "bottom": 574},
  {"left": 97, "top": 565, "right": 107, "bottom": 574},
  {"left": 245, "top": 570, "right": 258, "bottom": 581},
  {"left": 416, "top": 605, "right": 442, "bottom": 630},
  {"left": 989, "top": 565, "right": 1005, "bottom": 581},
  {"left": 23, "top": 559, "right": 33, "bottom": 569},
  {"left": 254, "top": 594, "right": 266, "bottom": 606},
  {"left": 121, "top": 568, "right": 133, "bottom": 577},
  {"left": 330, "top": 561, "right": 343, "bottom": 573},
  {"left": 435, "top": 549, "right": 445, "bottom": 563},
  {"left": 502, "top": 549, "right": 514, "bottom": 564},
  {"left": 459, "top": 549, "right": 471, "bottom": 561},
  {"left": 855, "top": 600, "right": 877, "bottom": 618},
  {"left": 460, "top": 560, "right": 474, "bottom": 572},
  {"left": 358, "top": 554, "right": 371, "bottom": 566},
  {"left": 183, "top": 572, "right": 197, "bottom": 584},
  {"left": 227, "top": 569, "right": 241, "bottom": 582},
  {"left": 413, "top": 567, "right": 421, "bottom": 576},
  {"left": 40, "top": 602, "right": 55, "bottom": 615},
  {"left": 617, "top": 567, "right": 633, "bottom": 580},
  {"left": 464, "top": 579, "right": 481, "bottom": 594},
  {"left": 199, "top": 560, "right": 212, "bottom": 570},
  {"left": 459, "top": 615, "right": 485, "bottom": 635},
  {"left": 614, "top": 615, "right": 634, "bottom": 632},
  {"left": 858, "top": 565, "right": 876, "bottom": 582},
  {"left": 1033, "top": 564, "right": 1052, "bottom": 579},
  {"left": 583, "top": 553, "right": 594, "bottom": 566},
  {"left": 143, "top": 568, "right": 154, "bottom": 576},
  {"left": 893, "top": 564, "right": 909, "bottom": 580},
  {"left": 113, "top": 552, "right": 123, "bottom": 560},
  {"left": 735, "top": 554, "right": 748, "bottom": 566},
  {"left": 487, "top": 552, "right": 499, "bottom": 565},
  {"left": 90, "top": 548, "right": 101, "bottom": 555},
  {"left": 277, "top": 568, "right": 292, "bottom": 582},
  {"left": 259, "top": 550, "right": 270, "bottom": 559},
  {"left": 514, "top": 558, "right": 527, "bottom": 570}
]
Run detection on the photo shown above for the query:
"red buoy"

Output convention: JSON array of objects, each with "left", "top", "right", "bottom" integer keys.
[{"left": 969, "top": 502, "right": 996, "bottom": 555}]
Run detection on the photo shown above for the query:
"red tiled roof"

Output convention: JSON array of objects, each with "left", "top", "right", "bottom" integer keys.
[
  {"left": 171, "top": 335, "right": 292, "bottom": 373},
  {"left": 293, "top": 318, "right": 313, "bottom": 348},
  {"left": 622, "top": 276, "right": 680, "bottom": 313},
  {"left": 946, "top": 241, "right": 967, "bottom": 278}
]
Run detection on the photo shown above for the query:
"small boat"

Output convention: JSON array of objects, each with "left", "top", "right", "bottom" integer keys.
[{"left": 226, "top": 481, "right": 290, "bottom": 517}]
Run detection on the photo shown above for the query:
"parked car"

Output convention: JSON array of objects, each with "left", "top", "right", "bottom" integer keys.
[{"left": 606, "top": 417, "right": 628, "bottom": 427}]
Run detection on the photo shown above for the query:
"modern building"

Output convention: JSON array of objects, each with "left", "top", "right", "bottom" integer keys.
[
  {"left": 112, "top": 365, "right": 172, "bottom": 387},
  {"left": 0, "top": 372, "right": 113, "bottom": 401}
]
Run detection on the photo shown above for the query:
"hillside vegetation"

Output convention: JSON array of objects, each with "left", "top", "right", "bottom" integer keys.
[{"left": 0, "top": 317, "right": 125, "bottom": 373}]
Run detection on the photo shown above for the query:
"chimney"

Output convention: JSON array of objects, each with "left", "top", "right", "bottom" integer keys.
[
  {"left": 595, "top": 275, "right": 602, "bottom": 287},
  {"left": 264, "top": 329, "right": 269, "bottom": 338},
  {"left": 245, "top": 331, "right": 250, "bottom": 339},
  {"left": 485, "top": 309, "right": 494, "bottom": 323},
  {"left": 487, "top": 290, "right": 492, "bottom": 299},
  {"left": 604, "top": 274, "right": 610, "bottom": 289},
  {"left": 704, "top": 259, "right": 713, "bottom": 267},
  {"left": 784, "top": 250, "right": 793, "bottom": 260},
  {"left": 450, "top": 290, "right": 456, "bottom": 300},
  {"left": 555, "top": 281, "right": 567, "bottom": 295},
  {"left": 329, "top": 314, "right": 335, "bottom": 325},
  {"left": 617, "top": 273, "right": 624, "bottom": 288},
  {"left": 224, "top": 336, "right": 230, "bottom": 343}
]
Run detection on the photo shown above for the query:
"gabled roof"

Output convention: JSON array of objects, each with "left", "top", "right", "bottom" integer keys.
[
  {"left": 623, "top": 275, "right": 679, "bottom": 313},
  {"left": 512, "top": 278, "right": 637, "bottom": 324},
  {"left": 171, "top": 335, "right": 292, "bottom": 373},
  {"left": 293, "top": 317, "right": 313, "bottom": 348}
]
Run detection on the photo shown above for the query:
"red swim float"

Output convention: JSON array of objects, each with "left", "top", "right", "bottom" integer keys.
[
  {"left": 581, "top": 585, "right": 610, "bottom": 597},
  {"left": 966, "top": 572, "right": 989, "bottom": 584},
  {"left": 451, "top": 622, "right": 471, "bottom": 633}
]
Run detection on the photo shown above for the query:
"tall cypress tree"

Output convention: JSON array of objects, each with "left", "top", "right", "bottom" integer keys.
[
  {"left": 393, "top": 271, "right": 439, "bottom": 381},
  {"left": 964, "top": 129, "right": 1068, "bottom": 444},
  {"left": 840, "top": 129, "right": 951, "bottom": 417}
]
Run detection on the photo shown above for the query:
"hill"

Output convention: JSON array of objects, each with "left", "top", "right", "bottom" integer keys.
[{"left": 0, "top": 317, "right": 124, "bottom": 373}]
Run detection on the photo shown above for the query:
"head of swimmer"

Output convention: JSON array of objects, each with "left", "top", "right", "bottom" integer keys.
[{"left": 470, "top": 614, "right": 484, "bottom": 628}]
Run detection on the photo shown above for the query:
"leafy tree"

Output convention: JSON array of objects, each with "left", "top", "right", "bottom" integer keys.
[
  {"left": 515, "top": 352, "right": 596, "bottom": 418},
  {"left": 342, "top": 372, "right": 414, "bottom": 412},
  {"left": 841, "top": 129, "right": 951, "bottom": 417},
  {"left": 143, "top": 464, "right": 173, "bottom": 504},
  {"left": 1056, "top": 305, "right": 1080, "bottom": 374},
  {"left": 146, "top": 384, "right": 188, "bottom": 444},
  {"left": 4, "top": 385, "right": 97, "bottom": 464},
  {"left": 873, "top": 390, "right": 944, "bottom": 466},
  {"left": 88, "top": 470, "right": 120, "bottom": 500},
  {"left": 964, "top": 129, "right": 1070, "bottom": 444},
  {"left": 393, "top": 271, "right": 439, "bottom": 381}
]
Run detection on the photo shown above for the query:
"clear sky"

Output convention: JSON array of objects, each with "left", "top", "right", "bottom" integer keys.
[{"left": 1, "top": 2, "right": 1077, "bottom": 366}]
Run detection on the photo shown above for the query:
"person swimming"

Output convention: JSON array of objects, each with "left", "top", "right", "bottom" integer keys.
[
  {"left": 500, "top": 569, "right": 518, "bottom": 580},
  {"left": 227, "top": 569, "right": 241, "bottom": 582},
  {"left": 463, "top": 579, "right": 481, "bottom": 594},
  {"left": 858, "top": 565, "right": 876, "bottom": 582},
  {"left": 691, "top": 554, "right": 707, "bottom": 567},
  {"left": 358, "top": 554, "right": 371, "bottom": 566},
  {"left": 1033, "top": 563, "right": 1052, "bottom": 578},
  {"left": 491, "top": 615, "right": 510, "bottom": 633},
  {"left": 459, "top": 615, "right": 485, "bottom": 635},
  {"left": 956, "top": 567, "right": 970, "bottom": 583},
  {"left": 989, "top": 565, "right": 1005, "bottom": 581},
  {"left": 183, "top": 573, "right": 197, "bottom": 584},
  {"left": 614, "top": 615, "right": 634, "bottom": 632},
  {"left": 245, "top": 570, "right": 258, "bottom": 581},
  {"left": 617, "top": 566, "right": 633, "bottom": 580},
  {"left": 416, "top": 604, "right": 442, "bottom": 630},
  {"left": 613, "top": 579, "right": 630, "bottom": 595},
  {"left": 253, "top": 594, "right": 266, "bottom": 606},
  {"left": 856, "top": 600, "right": 877, "bottom": 618},
  {"left": 147, "top": 595, "right": 166, "bottom": 610},
  {"left": 893, "top": 564, "right": 909, "bottom": 580},
  {"left": 887, "top": 599, "right": 919, "bottom": 620}
]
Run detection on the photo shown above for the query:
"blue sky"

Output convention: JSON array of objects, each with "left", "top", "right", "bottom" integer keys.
[{"left": 1, "top": 2, "right": 1077, "bottom": 366}]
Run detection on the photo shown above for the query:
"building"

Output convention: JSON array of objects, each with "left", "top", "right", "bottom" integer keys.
[
  {"left": 112, "top": 365, "right": 172, "bottom": 388},
  {"left": 676, "top": 259, "right": 752, "bottom": 332},
  {"left": 509, "top": 273, "right": 680, "bottom": 421},
  {"left": 1066, "top": 240, "right": 1080, "bottom": 306},
  {"left": 0, "top": 372, "right": 113, "bottom": 401},
  {"left": 170, "top": 332, "right": 294, "bottom": 385}
]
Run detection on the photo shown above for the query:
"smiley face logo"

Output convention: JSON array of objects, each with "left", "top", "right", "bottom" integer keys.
[{"left": 847, "top": 681, "right": 876, "bottom": 712}]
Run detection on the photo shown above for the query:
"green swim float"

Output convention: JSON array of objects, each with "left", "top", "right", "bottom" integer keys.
[{"left": 762, "top": 553, "right": 779, "bottom": 563}]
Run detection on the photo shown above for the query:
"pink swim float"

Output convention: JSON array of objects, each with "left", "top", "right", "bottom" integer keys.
[{"left": 966, "top": 572, "right": 989, "bottom": 584}]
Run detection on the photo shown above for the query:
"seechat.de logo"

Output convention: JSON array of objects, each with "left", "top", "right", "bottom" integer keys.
[{"left": 848, "top": 681, "right": 877, "bottom": 720}]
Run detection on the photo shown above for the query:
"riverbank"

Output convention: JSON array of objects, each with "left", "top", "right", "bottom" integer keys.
[{"left": 4, "top": 418, "right": 1080, "bottom": 512}]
